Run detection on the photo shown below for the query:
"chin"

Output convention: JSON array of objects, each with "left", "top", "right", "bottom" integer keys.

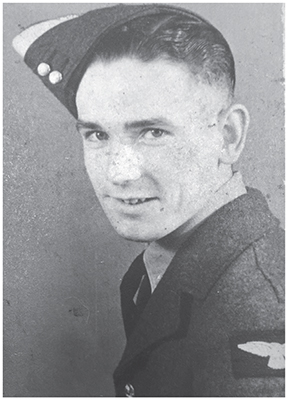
[
  {"left": 112, "top": 223, "right": 164, "bottom": 243},
  {"left": 115, "top": 229, "right": 155, "bottom": 243}
]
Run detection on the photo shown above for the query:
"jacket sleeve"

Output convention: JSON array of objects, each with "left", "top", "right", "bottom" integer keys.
[{"left": 191, "top": 239, "right": 285, "bottom": 397}]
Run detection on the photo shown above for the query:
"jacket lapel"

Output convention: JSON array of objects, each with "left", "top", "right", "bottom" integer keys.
[{"left": 114, "top": 188, "right": 280, "bottom": 378}]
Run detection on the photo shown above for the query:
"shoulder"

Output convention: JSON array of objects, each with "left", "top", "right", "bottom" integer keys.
[
  {"left": 211, "top": 223, "right": 284, "bottom": 326},
  {"left": 189, "top": 207, "right": 285, "bottom": 396},
  {"left": 222, "top": 222, "right": 284, "bottom": 308},
  {"left": 199, "top": 227, "right": 284, "bottom": 396}
]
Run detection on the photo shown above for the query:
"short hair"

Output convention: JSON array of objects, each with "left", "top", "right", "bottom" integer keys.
[{"left": 89, "top": 13, "right": 235, "bottom": 97}]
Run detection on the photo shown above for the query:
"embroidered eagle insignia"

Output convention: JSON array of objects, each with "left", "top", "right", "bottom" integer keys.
[{"left": 237, "top": 341, "right": 285, "bottom": 370}]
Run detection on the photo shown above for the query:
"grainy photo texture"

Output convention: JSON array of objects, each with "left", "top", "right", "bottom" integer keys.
[{"left": 4, "top": 3, "right": 284, "bottom": 397}]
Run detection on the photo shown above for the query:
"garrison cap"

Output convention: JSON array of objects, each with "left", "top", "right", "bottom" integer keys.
[{"left": 13, "top": 4, "right": 212, "bottom": 118}]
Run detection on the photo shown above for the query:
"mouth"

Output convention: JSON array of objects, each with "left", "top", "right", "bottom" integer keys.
[{"left": 117, "top": 197, "right": 157, "bottom": 206}]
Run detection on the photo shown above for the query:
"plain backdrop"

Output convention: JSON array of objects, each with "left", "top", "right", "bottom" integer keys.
[{"left": 3, "top": 3, "right": 284, "bottom": 396}]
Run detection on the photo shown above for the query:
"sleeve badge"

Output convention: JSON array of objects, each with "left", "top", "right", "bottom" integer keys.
[{"left": 230, "top": 330, "right": 285, "bottom": 378}]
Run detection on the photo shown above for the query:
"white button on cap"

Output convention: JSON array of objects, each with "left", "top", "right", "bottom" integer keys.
[
  {"left": 124, "top": 383, "right": 135, "bottom": 397},
  {"left": 37, "top": 62, "right": 51, "bottom": 76},
  {"left": 49, "top": 70, "right": 62, "bottom": 84}
]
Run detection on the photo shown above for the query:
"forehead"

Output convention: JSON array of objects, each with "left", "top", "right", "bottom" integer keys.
[{"left": 76, "top": 57, "right": 222, "bottom": 121}]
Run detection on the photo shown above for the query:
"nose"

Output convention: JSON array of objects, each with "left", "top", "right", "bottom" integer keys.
[{"left": 107, "top": 143, "right": 142, "bottom": 185}]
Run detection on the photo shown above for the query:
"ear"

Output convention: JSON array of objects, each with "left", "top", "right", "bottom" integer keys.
[{"left": 218, "top": 104, "right": 250, "bottom": 165}]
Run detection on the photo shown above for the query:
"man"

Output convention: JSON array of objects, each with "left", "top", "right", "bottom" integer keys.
[{"left": 12, "top": 3, "right": 284, "bottom": 397}]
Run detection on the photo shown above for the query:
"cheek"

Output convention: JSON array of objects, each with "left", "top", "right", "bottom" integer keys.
[
  {"left": 185, "top": 134, "right": 222, "bottom": 170},
  {"left": 164, "top": 138, "right": 220, "bottom": 193},
  {"left": 147, "top": 149, "right": 182, "bottom": 186},
  {"left": 167, "top": 142, "right": 200, "bottom": 176}
]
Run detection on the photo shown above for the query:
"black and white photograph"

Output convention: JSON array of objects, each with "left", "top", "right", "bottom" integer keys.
[{"left": 3, "top": 3, "right": 285, "bottom": 397}]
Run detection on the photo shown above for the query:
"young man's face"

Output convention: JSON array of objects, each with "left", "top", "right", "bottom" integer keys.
[{"left": 76, "top": 58, "right": 227, "bottom": 242}]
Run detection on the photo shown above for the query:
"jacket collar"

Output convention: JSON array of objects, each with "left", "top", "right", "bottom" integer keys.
[{"left": 114, "top": 188, "right": 280, "bottom": 377}]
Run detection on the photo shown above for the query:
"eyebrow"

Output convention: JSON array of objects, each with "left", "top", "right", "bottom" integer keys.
[
  {"left": 76, "top": 117, "right": 173, "bottom": 132},
  {"left": 124, "top": 118, "right": 172, "bottom": 130},
  {"left": 76, "top": 120, "right": 103, "bottom": 132}
]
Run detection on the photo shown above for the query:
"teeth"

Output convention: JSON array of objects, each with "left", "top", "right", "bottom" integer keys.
[
  {"left": 129, "top": 199, "right": 139, "bottom": 205},
  {"left": 123, "top": 198, "right": 147, "bottom": 205}
]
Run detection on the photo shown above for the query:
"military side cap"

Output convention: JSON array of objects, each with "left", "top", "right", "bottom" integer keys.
[{"left": 13, "top": 4, "right": 209, "bottom": 118}]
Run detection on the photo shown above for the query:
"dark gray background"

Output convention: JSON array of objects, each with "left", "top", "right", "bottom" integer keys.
[{"left": 4, "top": 3, "right": 284, "bottom": 397}]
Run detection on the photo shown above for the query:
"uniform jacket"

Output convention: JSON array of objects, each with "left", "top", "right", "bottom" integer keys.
[{"left": 113, "top": 188, "right": 285, "bottom": 397}]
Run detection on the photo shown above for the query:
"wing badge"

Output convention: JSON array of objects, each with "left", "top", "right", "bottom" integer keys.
[{"left": 238, "top": 341, "right": 285, "bottom": 370}]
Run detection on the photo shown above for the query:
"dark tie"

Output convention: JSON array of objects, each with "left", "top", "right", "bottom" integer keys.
[{"left": 135, "top": 273, "right": 152, "bottom": 314}]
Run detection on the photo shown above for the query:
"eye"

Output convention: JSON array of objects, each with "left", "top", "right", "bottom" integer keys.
[
  {"left": 85, "top": 131, "right": 109, "bottom": 142},
  {"left": 142, "top": 128, "right": 167, "bottom": 140}
]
